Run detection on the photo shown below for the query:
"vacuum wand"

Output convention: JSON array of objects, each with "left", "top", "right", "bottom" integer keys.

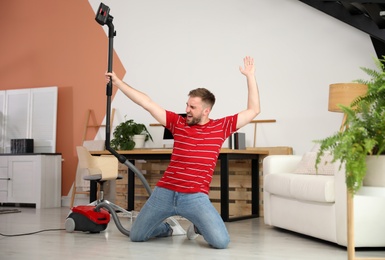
[
  {"left": 64, "top": 3, "right": 183, "bottom": 238},
  {"left": 96, "top": 2, "right": 153, "bottom": 197},
  {"left": 65, "top": 3, "right": 155, "bottom": 237}
]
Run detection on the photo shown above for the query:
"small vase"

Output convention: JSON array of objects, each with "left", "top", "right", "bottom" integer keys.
[{"left": 133, "top": 135, "right": 146, "bottom": 148}]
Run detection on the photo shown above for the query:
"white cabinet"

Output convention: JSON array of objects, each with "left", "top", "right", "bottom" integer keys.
[
  {"left": 0, "top": 156, "right": 8, "bottom": 202},
  {"left": 0, "top": 154, "right": 62, "bottom": 208}
]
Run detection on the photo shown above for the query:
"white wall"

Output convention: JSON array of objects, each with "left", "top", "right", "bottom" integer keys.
[{"left": 89, "top": 0, "right": 376, "bottom": 155}]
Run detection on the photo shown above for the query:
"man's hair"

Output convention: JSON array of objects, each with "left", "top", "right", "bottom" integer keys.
[{"left": 188, "top": 88, "right": 216, "bottom": 109}]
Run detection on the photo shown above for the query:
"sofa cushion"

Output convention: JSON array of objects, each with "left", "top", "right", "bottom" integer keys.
[
  {"left": 292, "top": 151, "right": 335, "bottom": 175},
  {"left": 264, "top": 173, "right": 335, "bottom": 203}
]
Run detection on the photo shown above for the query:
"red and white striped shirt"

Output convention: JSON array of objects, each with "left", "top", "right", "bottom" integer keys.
[{"left": 156, "top": 111, "right": 238, "bottom": 194}]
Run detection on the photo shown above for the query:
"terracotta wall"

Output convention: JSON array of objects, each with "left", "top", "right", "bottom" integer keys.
[{"left": 0, "top": 0, "right": 125, "bottom": 196}]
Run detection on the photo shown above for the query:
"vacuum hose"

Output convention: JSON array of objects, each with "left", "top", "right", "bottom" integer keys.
[
  {"left": 95, "top": 202, "right": 131, "bottom": 236},
  {"left": 93, "top": 160, "right": 153, "bottom": 237},
  {"left": 100, "top": 145, "right": 153, "bottom": 237},
  {"left": 106, "top": 149, "right": 152, "bottom": 196},
  {"left": 124, "top": 160, "right": 152, "bottom": 196}
]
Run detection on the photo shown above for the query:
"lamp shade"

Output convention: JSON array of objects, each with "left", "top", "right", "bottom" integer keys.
[{"left": 328, "top": 83, "right": 368, "bottom": 112}]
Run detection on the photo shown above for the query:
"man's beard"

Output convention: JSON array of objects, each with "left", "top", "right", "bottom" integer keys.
[{"left": 186, "top": 115, "right": 201, "bottom": 126}]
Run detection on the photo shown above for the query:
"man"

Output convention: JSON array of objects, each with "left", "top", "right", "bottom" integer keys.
[{"left": 105, "top": 56, "right": 260, "bottom": 249}]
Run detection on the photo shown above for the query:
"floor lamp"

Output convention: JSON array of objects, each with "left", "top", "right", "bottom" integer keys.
[{"left": 328, "top": 83, "right": 374, "bottom": 260}]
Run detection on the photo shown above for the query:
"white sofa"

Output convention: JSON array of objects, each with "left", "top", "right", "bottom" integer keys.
[{"left": 263, "top": 154, "right": 385, "bottom": 247}]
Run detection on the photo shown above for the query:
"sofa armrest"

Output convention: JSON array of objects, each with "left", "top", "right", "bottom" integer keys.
[{"left": 263, "top": 155, "right": 302, "bottom": 176}]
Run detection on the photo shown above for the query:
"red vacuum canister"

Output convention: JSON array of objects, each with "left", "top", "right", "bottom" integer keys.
[{"left": 65, "top": 205, "right": 111, "bottom": 233}]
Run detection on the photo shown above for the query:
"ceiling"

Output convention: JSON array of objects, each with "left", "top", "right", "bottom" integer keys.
[{"left": 299, "top": 1, "right": 385, "bottom": 56}]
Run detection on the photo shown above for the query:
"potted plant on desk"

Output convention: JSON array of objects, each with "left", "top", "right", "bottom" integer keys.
[{"left": 111, "top": 117, "right": 153, "bottom": 150}]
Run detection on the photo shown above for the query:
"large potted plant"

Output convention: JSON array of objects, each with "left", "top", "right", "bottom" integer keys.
[
  {"left": 111, "top": 117, "right": 153, "bottom": 150},
  {"left": 315, "top": 57, "right": 385, "bottom": 193}
]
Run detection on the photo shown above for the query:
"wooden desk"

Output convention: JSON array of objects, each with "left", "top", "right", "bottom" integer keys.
[{"left": 90, "top": 148, "right": 268, "bottom": 222}]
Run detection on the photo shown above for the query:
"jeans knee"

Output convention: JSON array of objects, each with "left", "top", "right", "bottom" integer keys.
[
  {"left": 129, "top": 228, "right": 145, "bottom": 242},
  {"left": 210, "top": 236, "right": 230, "bottom": 249}
]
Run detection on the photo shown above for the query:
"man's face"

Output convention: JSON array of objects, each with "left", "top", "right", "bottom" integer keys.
[{"left": 185, "top": 96, "right": 206, "bottom": 126}]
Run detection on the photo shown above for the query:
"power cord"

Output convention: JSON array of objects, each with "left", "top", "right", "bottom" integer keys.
[{"left": 0, "top": 228, "right": 65, "bottom": 237}]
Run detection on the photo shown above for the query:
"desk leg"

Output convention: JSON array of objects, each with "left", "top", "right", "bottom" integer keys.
[
  {"left": 220, "top": 156, "right": 230, "bottom": 222},
  {"left": 219, "top": 155, "right": 259, "bottom": 222},
  {"left": 251, "top": 158, "right": 259, "bottom": 217},
  {"left": 127, "top": 159, "right": 135, "bottom": 211}
]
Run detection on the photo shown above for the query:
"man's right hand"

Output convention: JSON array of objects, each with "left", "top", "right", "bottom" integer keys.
[{"left": 105, "top": 71, "right": 124, "bottom": 86}]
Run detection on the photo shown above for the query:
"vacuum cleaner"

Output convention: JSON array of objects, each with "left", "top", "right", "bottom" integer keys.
[
  {"left": 65, "top": 205, "right": 110, "bottom": 233},
  {"left": 65, "top": 2, "right": 155, "bottom": 236}
]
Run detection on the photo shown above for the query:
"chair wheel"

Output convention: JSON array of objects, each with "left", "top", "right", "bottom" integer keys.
[{"left": 65, "top": 217, "right": 75, "bottom": 233}]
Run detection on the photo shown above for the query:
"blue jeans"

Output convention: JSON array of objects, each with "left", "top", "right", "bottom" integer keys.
[{"left": 130, "top": 187, "right": 230, "bottom": 249}]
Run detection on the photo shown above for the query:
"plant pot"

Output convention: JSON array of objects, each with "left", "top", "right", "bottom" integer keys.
[
  {"left": 133, "top": 135, "right": 146, "bottom": 148},
  {"left": 363, "top": 155, "right": 385, "bottom": 187}
]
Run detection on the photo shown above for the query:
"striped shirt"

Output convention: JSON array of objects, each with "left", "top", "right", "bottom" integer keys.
[{"left": 156, "top": 110, "right": 238, "bottom": 194}]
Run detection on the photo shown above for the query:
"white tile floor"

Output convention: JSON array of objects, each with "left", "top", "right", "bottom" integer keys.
[{"left": 0, "top": 206, "right": 384, "bottom": 260}]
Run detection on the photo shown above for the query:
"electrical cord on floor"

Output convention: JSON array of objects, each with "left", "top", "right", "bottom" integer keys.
[{"left": 0, "top": 228, "right": 65, "bottom": 237}]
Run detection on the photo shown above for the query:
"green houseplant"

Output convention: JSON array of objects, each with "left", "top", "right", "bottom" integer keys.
[
  {"left": 315, "top": 57, "right": 385, "bottom": 194},
  {"left": 110, "top": 117, "right": 153, "bottom": 150}
]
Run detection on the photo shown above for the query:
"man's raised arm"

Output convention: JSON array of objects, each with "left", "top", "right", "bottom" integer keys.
[
  {"left": 236, "top": 56, "right": 261, "bottom": 129},
  {"left": 105, "top": 72, "right": 166, "bottom": 126}
]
